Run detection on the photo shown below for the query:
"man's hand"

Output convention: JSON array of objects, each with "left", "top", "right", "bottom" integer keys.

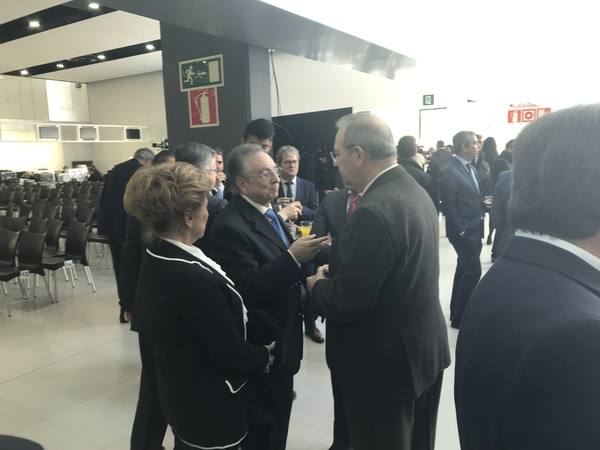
[
  {"left": 289, "top": 235, "right": 329, "bottom": 263},
  {"left": 275, "top": 197, "right": 292, "bottom": 207},
  {"left": 307, "top": 265, "right": 329, "bottom": 293},
  {"left": 123, "top": 311, "right": 132, "bottom": 323},
  {"left": 278, "top": 202, "right": 303, "bottom": 222},
  {"left": 216, "top": 171, "right": 227, "bottom": 185}
]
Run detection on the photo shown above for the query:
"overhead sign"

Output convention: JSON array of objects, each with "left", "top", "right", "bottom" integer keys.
[
  {"left": 507, "top": 107, "right": 551, "bottom": 123},
  {"left": 423, "top": 94, "right": 435, "bottom": 106},
  {"left": 179, "top": 54, "right": 224, "bottom": 91},
  {"left": 189, "top": 87, "right": 219, "bottom": 128}
]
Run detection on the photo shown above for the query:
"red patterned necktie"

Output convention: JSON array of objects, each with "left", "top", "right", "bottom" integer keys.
[{"left": 347, "top": 192, "right": 361, "bottom": 218}]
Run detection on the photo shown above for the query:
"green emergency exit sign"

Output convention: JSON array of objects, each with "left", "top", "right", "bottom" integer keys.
[{"left": 423, "top": 94, "right": 434, "bottom": 106}]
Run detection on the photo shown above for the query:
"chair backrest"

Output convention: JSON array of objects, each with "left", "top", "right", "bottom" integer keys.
[
  {"left": 29, "top": 216, "right": 48, "bottom": 234},
  {"left": 17, "top": 231, "right": 45, "bottom": 273},
  {"left": 65, "top": 221, "right": 90, "bottom": 266},
  {"left": 0, "top": 189, "right": 14, "bottom": 204},
  {"left": 42, "top": 204, "right": 58, "bottom": 220},
  {"left": 76, "top": 205, "right": 96, "bottom": 227},
  {"left": 45, "top": 218, "right": 64, "bottom": 250},
  {"left": 6, "top": 203, "right": 15, "bottom": 218},
  {"left": 31, "top": 200, "right": 47, "bottom": 218},
  {"left": 24, "top": 190, "right": 36, "bottom": 204},
  {"left": 0, "top": 216, "right": 27, "bottom": 232},
  {"left": 12, "top": 190, "right": 25, "bottom": 205},
  {"left": 0, "top": 228, "right": 19, "bottom": 266},
  {"left": 19, "top": 203, "right": 31, "bottom": 219},
  {"left": 61, "top": 206, "right": 76, "bottom": 226}
]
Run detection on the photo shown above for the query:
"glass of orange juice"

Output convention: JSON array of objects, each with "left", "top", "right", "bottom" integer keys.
[{"left": 299, "top": 220, "right": 312, "bottom": 237}]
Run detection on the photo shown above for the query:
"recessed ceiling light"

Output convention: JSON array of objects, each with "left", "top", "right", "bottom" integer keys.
[
  {"left": 97, "top": 54, "right": 106, "bottom": 60},
  {"left": 88, "top": 2, "right": 100, "bottom": 9},
  {"left": 145, "top": 43, "right": 155, "bottom": 51},
  {"left": 56, "top": 63, "right": 65, "bottom": 69},
  {"left": 20, "top": 69, "right": 29, "bottom": 76},
  {"left": 28, "top": 20, "right": 41, "bottom": 28}
]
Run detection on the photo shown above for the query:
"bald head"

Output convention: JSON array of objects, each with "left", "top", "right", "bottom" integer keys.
[{"left": 336, "top": 112, "right": 396, "bottom": 161}]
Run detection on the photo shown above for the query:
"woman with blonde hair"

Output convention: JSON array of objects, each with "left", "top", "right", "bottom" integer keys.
[{"left": 124, "top": 162, "right": 275, "bottom": 450}]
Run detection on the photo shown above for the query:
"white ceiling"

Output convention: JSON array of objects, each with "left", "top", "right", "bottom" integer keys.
[{"left": 0, "top": 6, "right": 161, "bottom": 84}]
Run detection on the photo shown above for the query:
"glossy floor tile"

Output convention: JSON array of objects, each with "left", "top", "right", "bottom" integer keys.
[{"left": 0, "top": 226, "right": 493, "bottom": 450}]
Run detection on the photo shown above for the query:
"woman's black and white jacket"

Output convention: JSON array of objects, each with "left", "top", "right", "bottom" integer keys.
[{"left": 136, "top": 237, "right": 269, "bottom": 449}]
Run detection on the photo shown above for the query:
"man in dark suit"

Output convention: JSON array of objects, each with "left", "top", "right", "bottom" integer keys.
[
  {"left": 396, "top": 135, "right": 438, "bottom": 206},
  {"left": 98, "top": 147, "right": 154, "bottom": 323},
  {"left": 307, "top": 112, "right": 450, "bottom": 450},
  {"left": 427, "top": 141, "right": 453, "bottom": 210},
  {"left": 455, "top": 104, "right": 600, "bottom": 450},
  {"left": 439, "top": 131, "right": 484, "bottom": 329},
  {"left": 208, "top": 143, "right": 328, "bottom": 450},
  {"left": 274, "top": 145, "right": 323, "bottom": 343}
]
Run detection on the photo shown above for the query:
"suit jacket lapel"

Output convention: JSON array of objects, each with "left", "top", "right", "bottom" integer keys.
[
  {"left": 454, "top": 158, "right": 480, "bottom": 194},
  {"left": 235, "top": 195, "right": 289, "bottom": 252}
]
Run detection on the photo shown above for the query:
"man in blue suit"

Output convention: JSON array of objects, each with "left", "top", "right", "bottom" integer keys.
[
  {"left": 439, "top": 131, "right": 484, "bottom": 329},
  {"left": 455, "top": 104, "right": 600, "bottom": 450},
  {"left": 275, "top": 145, "right": 323, "bottom": 343}
]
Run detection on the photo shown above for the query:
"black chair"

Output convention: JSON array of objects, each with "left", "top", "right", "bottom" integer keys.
[
  {"left": 23, "top": 189, "right": 36, "bottom": 204},
  {"left": 12, "top": 190, "right": 25, "bottom": 206},
  {"left": 19, "top": 203, "right": 31, "bottom": 220},
  {"left": 61, "top": 206, "right": 76, "bottom": 227},
  {"left": 28, "top": 217, "right": 48, "bottom": 234},
  {"left": 75, "top": 205, "right": 95, "bottom": 227},
  {"left": 18, "top": 231, "right": 54, "bottom": 303},
  {"left": 0, "top": 229, "right": 28, "bottom": 316},
  {"left": 64, "top": 221, "right": 95, "bottom": 292},
  {"left": 42, "top": 204, "right": 58, "bottom": 220},
  {"left": 0, "top": 216, "right": 27, "bottom": 232},
  {"left": 31, "top": 200, "right": 47, "bottom": 218},
  {"left": 44, "top": 219, "right": 63, "bottom": 255},
  {"left": 0, "top": 189, "right": 14, "bottom": 209}
]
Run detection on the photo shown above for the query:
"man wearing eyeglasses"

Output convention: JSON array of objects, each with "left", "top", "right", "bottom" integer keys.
[
  {"left": 208, "top": 143, "right": 329, "bottom": 450},
  {"left": 307, "top": 112, "right": 450, "bottom": 450}
]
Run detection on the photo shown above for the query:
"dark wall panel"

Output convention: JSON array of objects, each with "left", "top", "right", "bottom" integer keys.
[{"left": 160, "top": 22, "right": 270, "bottom": 151}]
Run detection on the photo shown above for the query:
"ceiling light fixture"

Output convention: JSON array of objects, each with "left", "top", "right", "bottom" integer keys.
[
  {"left": 97, "top": 54, "right": 106, "bottom": 60},
  {"left": 88, "top": 2, "right": 100, "bottom": 9},
  {"left": 56, "top": 63, "right": 65, "bottom": 69},
  {"left": 145, "top": 43, "right": 155, "bottom": 51},
  {"left": 28, "top": 20, "right": 41, "bottom": 28},
  {"left": 20, "top": 69, "right": 29, "bottom": 76}
]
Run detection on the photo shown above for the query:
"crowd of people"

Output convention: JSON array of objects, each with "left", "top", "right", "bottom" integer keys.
[{"left": 96, "top": 106, "right": 600, "bottom": 450}]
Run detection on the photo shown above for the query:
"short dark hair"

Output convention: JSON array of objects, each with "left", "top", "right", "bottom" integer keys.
[
  {"left": 397, "top": 135, "right": 417, "bottom": 158},
  {"left": 243, "top": 119, "right": 274, "bottom": 140},
  {"left": 436, "top": 140, "right": 445, "bottom": 149},
  {"left": 174, "top": 142, "right": 216, "bottom": 170},
  {"left": 511, "top": 104, "right": 600, "bottom": 239},
  {"left": 226, "top": 143, "right": 265, "bottom": 190},
  {"left": 452, "top": 131, "right": 475, "bottom": 154},
  {"left": 152, "top": 150, "right": 174, "bottom": 165},
  {"left": 481, "top": 137, "right": 498, "bottom": 162}
]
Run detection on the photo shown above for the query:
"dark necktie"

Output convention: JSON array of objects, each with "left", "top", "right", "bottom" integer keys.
[
  {"left": 347, "top": 192, "right": 361, "bottom": 218},
  {"left": 284, "top": 181, "right": 293, "bottom": 199},
  {"left": 264, "top": 208, "right": 290, "bottom": 247},
  {"left": 466, "top": 163, "right": 480, "bottom": 193}
]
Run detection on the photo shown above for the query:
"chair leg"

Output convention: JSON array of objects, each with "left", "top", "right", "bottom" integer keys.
[
  {"left": 63, "top": 266, "right": 70, "bottom": 281},
  {"left": 69, "top": 265, "right": 77, "bottom": 288},
  {"left": 53, "top": 271, "right": 59, "bottom": 303},
  {"left": 84, "top": 266, "right": 96, "bottom": 293},
  {"left": 33, "top": 274, "right": 38, "bottom": 298},
  {"left": 72, "top": 265, "right": 78, "bottom": 281},
  {"left": 42, "top": 272, "right": 54, "bottom": 303},
  {"left": 2, "top": 281, "right": 7, "bottom": 295}
]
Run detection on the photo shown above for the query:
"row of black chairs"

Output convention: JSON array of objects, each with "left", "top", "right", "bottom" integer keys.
[{"left": 0, "top": 220, "right": 96, "bottom": 317}]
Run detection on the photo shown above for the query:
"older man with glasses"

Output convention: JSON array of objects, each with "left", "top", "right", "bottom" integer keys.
[{"left": 208, "top": 143, "right": 328, "bottom": 450}]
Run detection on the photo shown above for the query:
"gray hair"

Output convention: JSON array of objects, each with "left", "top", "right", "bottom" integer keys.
[
  {"left": 275, "top": 145, "right": 300, "bottom": 165},
  {"left": 174, "top": 142, "right": 216, "bottom": 170},
  {"left": 336, "top": 112, "right": 396, "bottom": 161},
  {"left": 452, "top": 131, "right": 476, "bottom": 154},
  {"left": 226, "top": 143, "right": 265, "bottom": 189},
  {"left": 134, "top": 147, "right": 154, "bottom": 163}
]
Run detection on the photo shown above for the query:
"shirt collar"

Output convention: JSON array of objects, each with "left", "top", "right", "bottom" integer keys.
[
  {"left": 241, "top": 194, "right": 271, "bottom": 215},
  {"left": 281, "top": 176, "right": 296, "bottom": 185},
  {"left": 515, "top": 230, "right": 600, "bottom": 272},
  {"left": 455, "top": 154, "right": 471, "bottom": 166},
  {"left": 160, "top": 237, "right": 235, "bottom": 284},
  {"left": 361, "top": 163, "right": 398, "bottom": 195}
]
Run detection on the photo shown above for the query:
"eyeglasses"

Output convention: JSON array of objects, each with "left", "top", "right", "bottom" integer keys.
[
  {"left": 245, "top": 168, "right": 280, "bottom": 180},
  {"left": 282, "top": 160, "right": 299, "bottom": 166}
]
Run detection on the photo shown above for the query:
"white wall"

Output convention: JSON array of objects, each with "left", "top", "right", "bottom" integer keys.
[
  {"left": 88, "top": 71, "right": 166, "bottom": 172},
  {"left": 46, "top": 80, "right": 90, "bottom": 122},
  {"left": 269, "top": 52, "right": 419, "bottom": 142},
  {"left": 0, "top": 76, "right": 49, "bottom": 121}
]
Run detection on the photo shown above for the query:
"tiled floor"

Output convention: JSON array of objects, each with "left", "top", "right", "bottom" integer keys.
[{"left": 0, "top": 228, "right": 493, "bottom": 450}]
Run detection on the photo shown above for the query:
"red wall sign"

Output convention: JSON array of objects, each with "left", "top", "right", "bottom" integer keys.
[
  {"left": 188, "top": 87, "right": 219, "bottom": 128},
  {"left": 508, "top": 107, "right": 551, "bottom": 123}
]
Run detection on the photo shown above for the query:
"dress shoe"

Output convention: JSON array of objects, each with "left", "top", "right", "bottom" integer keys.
[
  {"left": 305, "top": 325, "right": 324, "bottom": 343},
  {"left": 119, "top": 309, "right": 127, "bottom": 324}
]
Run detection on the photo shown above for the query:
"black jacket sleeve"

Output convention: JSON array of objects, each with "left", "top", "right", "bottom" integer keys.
[{"left": 118, "top": 215, "right": 143, "bottom": 311}]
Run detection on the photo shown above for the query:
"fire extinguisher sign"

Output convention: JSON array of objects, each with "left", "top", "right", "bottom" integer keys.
[{"left": 188, "top": 87, "right": 219, "bottom": 128}]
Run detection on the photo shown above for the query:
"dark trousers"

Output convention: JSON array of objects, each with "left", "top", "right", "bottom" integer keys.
[
  {"left": 131, "top": 333, "right": 184, "bottom": 450},
  {"left": 107, "top": 233, "right": 123, "bottom": 301},
  {"left": 243, "top": 372, "right": 294, "bottom": 450},
  {"left": 331, "top": 370, "right": 351, "bottom": 448},
  {"left": 448, "top": 222, "right": 483, "bottom": 323},
  {"left": 341, "top": 373, "right": 444, "bottom": 450}
]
